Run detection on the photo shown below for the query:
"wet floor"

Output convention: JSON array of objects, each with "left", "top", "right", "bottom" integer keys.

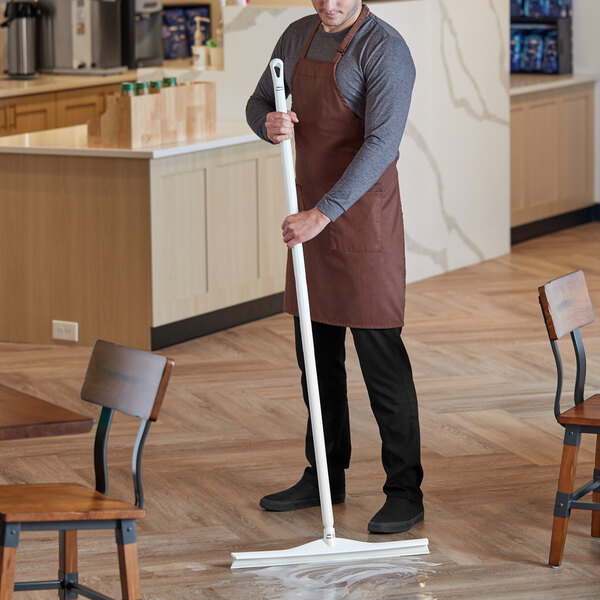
[{"left": 229, "top": 558, "right": 438, "bottom": 599}]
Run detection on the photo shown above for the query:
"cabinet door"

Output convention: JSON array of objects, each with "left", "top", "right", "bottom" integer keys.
[
  {"left": 9, "top": 93, "right": 56, "bottom": 135},
  {"left": 558, "top": 89, "right": 593, "bottom": 205},
  {"left": 0, "top": 104, "right": 7, "bottom": 136},
  {"left": 56, "top": 87, "right": 105, "bottom": 128}
]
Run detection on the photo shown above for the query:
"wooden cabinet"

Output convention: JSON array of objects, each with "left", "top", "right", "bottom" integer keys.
[
  {"left": 510, "top": 83, "right": 594, "bottom": 227},
  {"left": 0, "top": 93, "right": 56, "bottom": 135},
  {"left": 0, "top": 140, "right": 285, "bottom": 350},
  {"left": 0, "top": 84, "right": 122, "bottom": 136},
  {"left": 55, "top": 84, "right": 121, "bottom": 128},
  {"left": 150, "top": 141, "right": 286, "bottom": 329}
]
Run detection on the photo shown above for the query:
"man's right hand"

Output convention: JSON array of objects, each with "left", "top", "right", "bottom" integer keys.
[{"left": 266, "top": 111, "right": 299, "bottom": 144}]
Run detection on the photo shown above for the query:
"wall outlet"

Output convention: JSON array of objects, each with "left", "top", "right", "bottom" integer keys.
[{"left": 52, "top": 320, "right": 79, "bottom": 342}]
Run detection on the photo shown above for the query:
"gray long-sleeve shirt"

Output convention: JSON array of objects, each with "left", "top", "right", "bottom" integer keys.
[{"left": 246, "top": 11, "right": 416, "bottom": 222}]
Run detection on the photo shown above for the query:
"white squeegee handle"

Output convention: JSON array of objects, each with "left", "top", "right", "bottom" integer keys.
[{"left": 270, "top": 58, "right": 335, "bottom": 547}]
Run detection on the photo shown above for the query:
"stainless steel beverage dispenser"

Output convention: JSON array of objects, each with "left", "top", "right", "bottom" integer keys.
[
  {"left": 37, "top": 0, "right": 126, "bottom": 74},
  {"left": 121, "top": 0, "right": 163, "bottom": 68},
  {"left": 1, "top": 0, "right": 40, "bottom": 79}
]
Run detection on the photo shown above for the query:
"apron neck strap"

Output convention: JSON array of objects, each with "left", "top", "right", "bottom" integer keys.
[
  {"left": 300, "top": 20, "right": 322, "bottom": 60},
  {"left": 299, "top": 4, "right": 371, "bottom": 61},
  {"left": 336, "top": 4, "right": 370, "bottom": 57}
]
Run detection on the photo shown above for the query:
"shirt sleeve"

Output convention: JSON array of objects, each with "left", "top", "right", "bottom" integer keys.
[
  {"left": 316, "top": 35, "right": 416, "bottom": 222},
  {"left": 245, "top": 33, "right": 293, "bottom": 144}
]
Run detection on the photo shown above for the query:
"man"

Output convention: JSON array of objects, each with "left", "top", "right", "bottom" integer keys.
[{"left": 246, "top": 0, "right": 423, "bottom": 534}]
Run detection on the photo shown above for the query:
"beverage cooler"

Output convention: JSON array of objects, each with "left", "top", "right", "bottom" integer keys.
[{"left": 510, "top": 0, "right": 573, "bottom": 75}]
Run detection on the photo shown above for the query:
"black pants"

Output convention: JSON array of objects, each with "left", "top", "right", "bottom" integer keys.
[{"left": 294, "top": 317, "right": 423, "bottom": 503}]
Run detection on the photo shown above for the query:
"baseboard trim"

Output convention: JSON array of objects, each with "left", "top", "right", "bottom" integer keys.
[
  {"left": 511, "top": 205, "right": 599, "bottom": 245},
  {"left": 151, "top": 292, "right": 284, "bottom": 350}
]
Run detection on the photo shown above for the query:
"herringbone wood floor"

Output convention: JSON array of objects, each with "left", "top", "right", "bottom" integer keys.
[{"left": 1, "top": 222, "right": 599, "bottom": 599}]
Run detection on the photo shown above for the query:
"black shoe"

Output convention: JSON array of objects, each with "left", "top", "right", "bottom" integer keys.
[
  {"left": 368, "top": 497, "right": 424, "bottom": 534},
  {"left": 259, "top": 468, "right": 345, "bottom": 512}
]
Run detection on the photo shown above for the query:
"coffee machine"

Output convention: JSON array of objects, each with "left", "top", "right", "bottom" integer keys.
[
  {"left": 37, "top": 0, "right": 127, "bottom": 74},
  {"left": 121, "top": 0, "right": 163, "bottom": 68}
]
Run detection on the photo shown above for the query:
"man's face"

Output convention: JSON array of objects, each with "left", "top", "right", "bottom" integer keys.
[{"left": 311, "top": 0, "right": 362, "bottom": 33}]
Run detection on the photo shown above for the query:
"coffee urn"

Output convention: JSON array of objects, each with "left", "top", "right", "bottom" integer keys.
[{"left": 1, "top": 0, "right": 40, "bottom": 79}]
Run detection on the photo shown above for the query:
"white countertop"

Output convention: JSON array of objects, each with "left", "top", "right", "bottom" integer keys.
[
  {"left": 510, "top": 73, "right": 599, "bottom": 96},
  {"left": 0, "top": 120, "right": 260, "bottom": 158}
]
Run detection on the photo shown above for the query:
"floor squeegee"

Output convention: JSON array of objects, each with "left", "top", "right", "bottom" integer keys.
[{"left": 231, "top": 58, "right": 429, "bottom": 569}]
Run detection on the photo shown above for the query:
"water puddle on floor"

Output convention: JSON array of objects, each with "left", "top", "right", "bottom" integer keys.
[{"left": 234, "top": 558, "right": 437, "bottom": 599}]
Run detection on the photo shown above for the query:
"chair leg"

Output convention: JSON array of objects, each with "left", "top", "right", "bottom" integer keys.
[
  {"left": 59, "top": 530, "right": 78, "bottom": 599},
  {"left": 0, "top": 546, "right": 17, "bottom": 600},
  {"left": 0, "top": 523, "right": 20, "bottom": 600},
  {"left": 592, "top": 435, "right": 600, "bottom": 538},
  {"left": 549, "top": 428, "right": 580, "bottom": 567},
  {"left": 116, "top": 520, "right": 142, "bottom": 600}
]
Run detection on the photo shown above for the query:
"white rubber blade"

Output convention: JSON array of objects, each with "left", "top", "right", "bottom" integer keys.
[{"left": 231, "top": 537, "right": 429, "bottom": 569}]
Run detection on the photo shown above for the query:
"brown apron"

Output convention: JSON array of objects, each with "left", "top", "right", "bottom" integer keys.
[{"left": 284, "top": 5, "right": 406, "bottom": 329}]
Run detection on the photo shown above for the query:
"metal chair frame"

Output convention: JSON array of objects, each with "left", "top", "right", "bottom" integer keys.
[{"left": 542, "top": 310, "right": 600, "bottom": 519}]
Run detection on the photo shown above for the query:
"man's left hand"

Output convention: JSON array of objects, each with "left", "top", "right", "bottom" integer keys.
[{"left": 282, "top": 207, "right": 331, "bottom": 249}]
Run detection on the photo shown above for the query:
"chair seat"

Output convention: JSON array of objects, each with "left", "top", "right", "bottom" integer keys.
[
  {"left": 558, "top": 394, "right": 600, "bottom": 427},
  {"left": 0, "top": 484, "right": 146, "bottom": 523}
]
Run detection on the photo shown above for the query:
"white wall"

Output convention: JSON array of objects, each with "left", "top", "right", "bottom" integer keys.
[
  {"left": 206, "top": 0, "right": 510, "bottom": 283},
  {"left": 573, "top": 0, "right": 600, "bottom": 204}
]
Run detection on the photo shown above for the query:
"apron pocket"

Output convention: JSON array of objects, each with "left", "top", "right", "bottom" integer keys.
[{"left": 329, "top": 189, "right": 382, "bottom": 252}]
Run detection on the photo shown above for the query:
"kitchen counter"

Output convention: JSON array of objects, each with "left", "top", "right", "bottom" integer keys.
[
  {"left": 0, "top": 59, "right": 203, "bottom": 99},
  {"left": 0, "top": 120, "right": 259, "bottom": 158},
  {"left": 0, "top": 117, "right": 283, "bottom": 350},
  {"left": 510, "top": 73, "right": 598, "bottom": 96},
  {"left": 0, "top": 71, "right": 136, "bottom": 99}
]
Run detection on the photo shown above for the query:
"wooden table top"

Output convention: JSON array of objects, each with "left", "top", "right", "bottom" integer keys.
[{"left": 0, "top": 383, "right": 94, "bottom": 441}]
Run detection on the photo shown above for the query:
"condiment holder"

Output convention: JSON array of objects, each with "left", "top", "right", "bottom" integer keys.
[{"left": 87, "top": 81, "right": 216, "bottom": 149}]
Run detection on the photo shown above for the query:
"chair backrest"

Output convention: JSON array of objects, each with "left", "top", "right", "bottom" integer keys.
[
  {"left": 80, "top": 340, "right": 174, "bottom": 506},
  {"left": 538, "top": 270, "right": 595, "bottom": 340},
  {"left": 81, "top": 340, "right": 173, "bottom": 421},
  {"left": 538, "top": 270, "right": 595, "bottom": 421}
]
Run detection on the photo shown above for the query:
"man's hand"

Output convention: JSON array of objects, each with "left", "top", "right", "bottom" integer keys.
[
  {"left": 266, "top": 110, "right": 299, "bottom": 144},
  {"left": 282, "top": 207, "right": 331, "bottom": 249}
]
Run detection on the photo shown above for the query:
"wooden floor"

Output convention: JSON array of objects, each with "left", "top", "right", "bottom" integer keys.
[{"left": 1, "top": 222, "right": 599, "bottom": 599}]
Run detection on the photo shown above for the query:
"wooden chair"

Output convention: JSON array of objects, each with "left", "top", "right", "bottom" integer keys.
[
  {"left": 538, "top": 270, "right": 598, "bottom": 567},
  {"left": 0, "top": 340, "right": 174, "bottom": 600}
]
